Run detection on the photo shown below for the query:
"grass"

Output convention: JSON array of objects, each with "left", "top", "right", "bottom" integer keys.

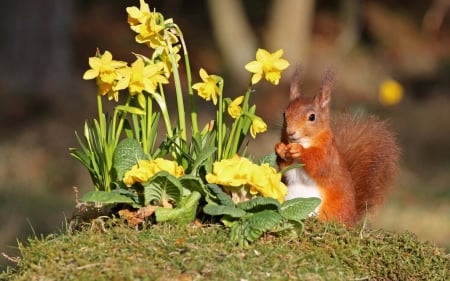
[{"left": 1, "top": 219, "right": 448, "bottom": 281}]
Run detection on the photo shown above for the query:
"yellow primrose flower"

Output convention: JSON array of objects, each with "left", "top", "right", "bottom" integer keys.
[
  {"left": 206, "top": 155, "right": 287, "bottom": 203},
  {"left": 245, "top": 48, "right": 290, "bottom": 85},
  {"left": 123, "top": 158, "right": 184, "bottom": 187},
  {"left": 379, "top": 79, "right": 403, "bottom": 106},
  {"left": 250, "top": 116, "right": 267, "bottom": 138},
  {"left": 227, "top": 96, "right": 244, "bottom": 119},
  {"left": 192, "top": 68, "right": 222, "bottom": 105},
  {"left": 128, "top": 58, "right": 169, "bottom": 96},
  {"left": 248, "top": 163, "right": 287, "bottom": 203},
  {"left": 205, "top": 155, "right": 250, "bottom": 187}
]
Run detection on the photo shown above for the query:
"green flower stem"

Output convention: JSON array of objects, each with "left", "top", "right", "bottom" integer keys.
[
  {"left": 230, "top": 117, "right": 244, "bottom": 157},
  {"left": 243, "top": 82, "right": 253, "bottom": 112},
  {"left": 175, "top": 25, "right": 198, "bottom": 135},
  {"left": 223, "top": 116, "right": 239, "bottom": 158},
  {"left": 96, "top": 94, "right": 112, "bottom": 191},
  {"left": 156, "top": 85, "right": 173, "bottom": 139},
  {"left": 96, "top": 94, "right": 105, "bottom": 142},
  {"left": 142, "top": 93, "right": 153, "bottom": 154},
  {"left": 166, "top": 33, "right": 186, "bottom": 141},
  {"left": 113, "top": 96, "right": 132, "bottom": 148},
  {"left": 216, "top": 81, "right": 224, "bottom": 160},
  {"left": 226, "top": 82, "right": 253, "bottom": 158}
]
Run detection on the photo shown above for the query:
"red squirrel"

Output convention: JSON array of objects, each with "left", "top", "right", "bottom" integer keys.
[{"left": 275, "top": 69, "right": 400, "bottom": 226}]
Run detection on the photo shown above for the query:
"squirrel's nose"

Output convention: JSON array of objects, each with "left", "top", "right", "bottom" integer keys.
[{"left": 286, "top": 129, "right": 296, "bottom": 137}]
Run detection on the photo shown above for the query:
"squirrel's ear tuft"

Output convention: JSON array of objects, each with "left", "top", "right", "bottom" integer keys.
[
  {"left": 289, "top": 65, "right": 302, "bottom": 101},
  {"left": 318, "top": 68, "right": 335, "bottom": 108}
]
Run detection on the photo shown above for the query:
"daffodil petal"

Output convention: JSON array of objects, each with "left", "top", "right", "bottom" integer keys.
[
  {"left": 199, "top": 68, "right": 208, "bottom": 81},
  {"left": 83, "top": 69, "right": 98, "bottom": 80},
  {"left": 126, "top": 6, "right": 141, "bottom": 18},
  {"left": 256, "top": 48, "right": 270, "bottom": 61},
  {"left": 274, "top": 59, "right": 290, "bottom": 70},
  {"left": 88, "top": 57, "right": 101, "bottom": 69},
  {"left": 251, "top": 73, "right": 262, "bottom": 85},
  {"left": 245, "top": 61, "right": 262, "bottom": 73},
  {"left": 272, "top": 49, "right": 284, "bottom": 59}
]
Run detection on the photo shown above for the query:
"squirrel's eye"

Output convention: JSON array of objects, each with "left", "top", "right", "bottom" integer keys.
[{"left": 308, "top": 113, "right": 315, "bottom": 122}]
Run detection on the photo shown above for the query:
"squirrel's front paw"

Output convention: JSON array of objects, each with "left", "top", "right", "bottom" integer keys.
[
  {"left": 286, "top": 143, "right": 302, "bottom": 159},
  {"left": 275, "top": 142, "right": 288, "bottom": 160}
]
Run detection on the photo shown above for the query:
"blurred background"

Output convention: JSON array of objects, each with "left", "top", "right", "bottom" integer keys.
[{"left": 1, "top": 0, "right": 449, "bottom": 269}]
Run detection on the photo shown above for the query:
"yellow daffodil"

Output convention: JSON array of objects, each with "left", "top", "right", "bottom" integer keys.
[
  {"left": 123, "top": 158, "right": 184, "bottom": 187},
  {"left": 250, "top": 116, "right": 267, "bottom": 138},
  {"left": 97, "top": 82, "right": 121, "bottom": 102},
  {"left": 379, "top": 79, "right": 403, "bottom": 106},
  {"left": 245, "top": 48, "right": 290, "bottom": 85},
  {"left": 192, "top": 68, "right": 222, "bottom": 105},
  {"left": 126, "top": 0, "right": 151, "bottom": 27},
  {"left": 228, "top": 96, "right": 244, "bottom": 118},
  {"left": 152, "top": 45, "right": 181, "bottom": 78},
  {"left": 126, "top": 0, "right": 151, "bottom": 26},
  {"left": 206, "top": 155, "right": 287, "bottom": 203},
  {"left": 128, "top": 58, "right": 169, "bottom": 96},
  {"left": 127, "top": 0, "right": 177, "bottom": 49},
  {"left": 83, "top": 50, "right": 127, "bottom": 83},
  {"left": 83, "top": 50, "right": 128, "bottom": 101}
]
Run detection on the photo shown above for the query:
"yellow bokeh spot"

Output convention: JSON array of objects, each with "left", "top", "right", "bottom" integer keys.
[{"left": 379, "top": 79, "right": 403, "bottom": 106}]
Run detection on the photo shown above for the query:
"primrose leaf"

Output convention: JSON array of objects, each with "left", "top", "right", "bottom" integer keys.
[
  {"left": 207, "top": 184, "right": 234, "bottom": 207},
  {"left": 203, "top": 204, "right": 246, "bottom": 218},
  {"left": 231, "top": 210, "right": 282, "bottom": 246},
  {"left": 279, "top": 197, "right": 321, "bottom": 223},
  {"left": 180, "top": 176, "right": 215, "bottom": 204},
  {"left": 113, "top": 138, "right": 148, "bottom": 181},
  {"left": 258, "top": 152, "right": 277, "bottom": 167},
  {"left": 143, "top": 171, "right": 183, "bottom": 206},
  {"left": 155, "top": 191, "right": 201, "bottom": 224},
  {"left": 80, "top": 190, "right": 135, "bottom": 204},
  {"left": 190, "top": 147, "right": 216, "bottom": 175},
  {"left": 236, "top": 196, "right": 280, "bottom": 213}
]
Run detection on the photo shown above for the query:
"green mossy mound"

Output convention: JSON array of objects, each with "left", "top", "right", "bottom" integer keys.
[{"left": 1, "top": 219, "right": 448, "bottom": 280}]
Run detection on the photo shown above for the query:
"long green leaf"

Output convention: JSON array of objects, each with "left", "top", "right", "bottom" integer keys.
[
  {"left": 207, "top": 184, "right": 234, "bottom": 207},
  {"left": 279, "top": 197, "right": 321, "bottom": 223},
  {"left": 115, "top": 105, "right": 146, "bottom": 115},
  {"left": 190, "top": 147, "right": 216, "bottom": 175},
  {"left": 180, "top": 176, "right": 215, "bottom": 204},
  {"left": 81, "top": 190, "right": 135, "bottom": 204},
  {"left": 236, "top": 197, "right": 280, "bottom": 213},
  {"left": 203, "top": 204, "right": 246, "bottom": 218}
]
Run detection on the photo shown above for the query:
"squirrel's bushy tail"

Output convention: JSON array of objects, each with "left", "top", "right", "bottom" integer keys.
[{"left": 331, "top": 113, "right": 400, "bottom": 220}]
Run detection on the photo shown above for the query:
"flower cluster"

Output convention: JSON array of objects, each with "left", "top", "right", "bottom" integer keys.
[
  {"left": 206, "top": 155, "right": 287, "bottom": 203},
  {"left": 83, "top": 50, "right": 170, "bottom": 105},
  {"left": 74, "top": 0, "right": 291, "bottom": 214},
  {"left": 123, "top": 158, "right": 184, "bottom": 187}
]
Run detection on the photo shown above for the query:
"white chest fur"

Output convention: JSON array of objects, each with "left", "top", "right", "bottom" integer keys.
[{"left": 284, "top": 167, "right": 322, "bottom": 214}]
